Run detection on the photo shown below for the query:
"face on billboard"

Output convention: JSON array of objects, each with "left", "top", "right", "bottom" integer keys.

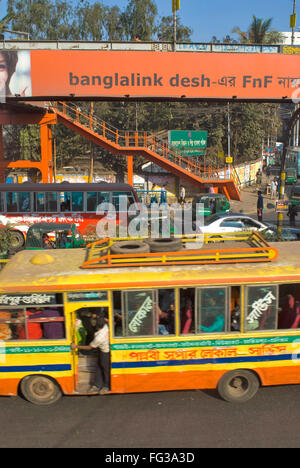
[{"left": 0, "top": 50, "right": 32, "bottom": 101}]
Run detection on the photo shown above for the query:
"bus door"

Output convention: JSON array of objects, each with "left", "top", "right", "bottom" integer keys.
[{"left": 65, "top": 292, "right": 110, "bottom": 393}]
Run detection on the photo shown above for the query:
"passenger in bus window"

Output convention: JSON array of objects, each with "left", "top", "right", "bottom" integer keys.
[
  {"left": 279, "top": 293, "right": 300, "bottom": 329},
  {"left": 158, "top": 306, "right": 169, "bottom": 335},
  {"left": 200, "top": 290, "right": 225, "bottom": 333},
  {"left": 32, "top": 307, "right": 65, "bottom": 339},
  {"left": 231, "top": 303, "right": 241, "bottom": 332},
  {"left": 181, "top": 298, "right": 194, "bottom": 334},
  {"left": 72, "top": 311, "right": 110, "bottom": 395},
  {"left": 201, "top": 311, "right": 225, "bottom": 333},
  {"left": 291, "top": 302, "right": 300, "bottom": 329},
  {"left": 0, "top": 310, "right": 12, "bottom": 340},
  {"left": 18, "top": 309, "right": 43, "bottom": 340},
  {"left": 21, "top": 195, "right": 30, "bottom": 212}
]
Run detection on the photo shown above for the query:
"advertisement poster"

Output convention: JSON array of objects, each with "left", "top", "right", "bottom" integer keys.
[{"left": 23, "top": 50, "right": 300, "bottom": 101}]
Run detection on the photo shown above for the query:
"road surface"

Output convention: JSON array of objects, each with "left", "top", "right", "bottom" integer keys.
[{"left": 1, "top": 384, "right": 300, "bottom": 448}]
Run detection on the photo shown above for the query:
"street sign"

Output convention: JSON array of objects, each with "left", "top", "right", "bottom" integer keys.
[
  {"left": 226, "top": 156, "right": 233, "bottom": 164},
  {"left": 168, "top": 130, "right": 207, "bottom": 156},
  {"left": 276, "top": 200, "right": 289, "bottom": 213}
]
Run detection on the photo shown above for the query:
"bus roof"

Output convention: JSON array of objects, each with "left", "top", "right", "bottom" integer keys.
[
  {"left": 0, "top": 243, "right": 299, "bottom": 293},
  {"left": 0, "top": 183, "right": 135, "bottom": 192}
]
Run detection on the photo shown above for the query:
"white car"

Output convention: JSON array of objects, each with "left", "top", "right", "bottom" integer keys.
[{"left": 198, "top": 213, "right": 268, "bottom": 235}]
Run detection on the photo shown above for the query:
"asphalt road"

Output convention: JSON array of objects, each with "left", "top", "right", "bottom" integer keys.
[{"left": 2, "top": 384, "right": 300, "bottom": 449}]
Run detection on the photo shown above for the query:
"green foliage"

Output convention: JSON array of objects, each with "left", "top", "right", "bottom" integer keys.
[
  {"left": 232, "top": 15, "right": 284, "bottom": 44},
  {"left": 157, "top": 16, "right": 192, "bottom": 42},
  {"left": 0, "top": 226, "right": 14, "bottom": 255},
  {"left": 120, "top": 0, "right": 158, "bottom": 41}
]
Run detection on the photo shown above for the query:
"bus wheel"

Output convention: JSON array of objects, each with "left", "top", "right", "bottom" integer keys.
[
  {"left": 9, "top": 230, "right": 25, "bottom": 252},
  {"left": 20, "top": 375, "right": 62, "bottom": 406},
  {"left": 217, "top": 370, "right": 260, "bottom": 403}
]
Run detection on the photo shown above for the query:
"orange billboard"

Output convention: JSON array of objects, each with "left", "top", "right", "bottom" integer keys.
[{"left": 20, "top": 50, "right": 300, "bottom": 101}]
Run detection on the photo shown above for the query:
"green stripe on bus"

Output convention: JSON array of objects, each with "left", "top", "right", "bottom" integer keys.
[
  {"left": 0, "top": 345, "right": 70, "bottom": 354},
  {"left": 111, "top": 335, "right": 300, "bottom": 351}
]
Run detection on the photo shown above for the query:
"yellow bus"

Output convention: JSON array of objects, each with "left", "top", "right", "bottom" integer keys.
[{"left": 0, "top": 242, "right": 300, "bottom": 405}]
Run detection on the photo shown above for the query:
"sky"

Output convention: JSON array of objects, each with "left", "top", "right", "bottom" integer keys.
[{"left": 0, "top": 0, "right": 299, "bottom": 43}]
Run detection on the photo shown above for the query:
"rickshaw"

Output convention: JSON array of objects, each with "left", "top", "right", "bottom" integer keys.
[
  {"left": 25, "top": 223, "right": 86, "bottom": 250},
  {"left": 192, "top": 193, "right": 230, "bottom": 218}
]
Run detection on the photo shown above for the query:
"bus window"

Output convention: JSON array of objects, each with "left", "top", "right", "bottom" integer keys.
[
  {"left": 0, "top": 293, "right": 65, "bottom": 340},
  {"left": 86, "top": 192, "right": 110, "bottom": 212},
  {"left": 180, "top": 288, "right": 195, "bottom": 334},
  {"left": 230, "top": 286, "right": 241, "bottom": 332},
  {"left": 0, "top": 192, "right": 3, "bottom": 212},
  {"left": 6, "top": 192, "right": 18, "bottom": 212},
  {"left": 158, "top": 289, "right": 175, "bottom": 335},
  {"left": 198, "top": 287, "right": 226, "bottom": 333},
  {"left": 46, "top": 192, "right": 58, "bottom": 212},
  {"left": 278, "top": 283, "right": 300, "bottom": 329},
  {"left": 72, "top": 192, "right": 83, "bottom": 212},
  {"left": 18, "top": 192, "right": 31, "bottom": 212},
  {"left": 246, "top": 285, "right": 277, "bottom": 332},
  {"left": 98, "top": 192, "right": 110, "bottom": 205},
  {"left": 35, "top": 192, "right": 58, "bottom": 212},
  {"left": 87, "top": 192, "right": 97, "bottom": 212},
  {"left": 112, "top": 291, "right": 123, "bottom": 337},
  {"left": 124, "top": 290, "right": 156, "bottom": 337},
  {"left": 112, "top": 191, "right": 135, "bottom": 211},
  {"left": 60, "top": 192, "right": 71, "bottom": 212},
  {"left": 35, "top": 192, "right": 46, "bottom": 212}
]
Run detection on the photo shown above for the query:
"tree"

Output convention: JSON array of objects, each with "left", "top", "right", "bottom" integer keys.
[
  {"left": 232, "top": 15, "right": 284, "bottom": 44},
  {"left": 103, "top": 5, "right": 125, "bottom": 41},
  {"left": 157, "top": 15, "right": 192, "bottom": 42},
  {"left": 120, "top": 0, "right": 158, "bottom": 41}
]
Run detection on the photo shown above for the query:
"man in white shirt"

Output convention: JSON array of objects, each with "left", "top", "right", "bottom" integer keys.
[
  {"left": 71, "top": 313, "right": 110, "bottom": 395},
  {"left": 179, "top": 185, "right": 186, "bottom": 205}
]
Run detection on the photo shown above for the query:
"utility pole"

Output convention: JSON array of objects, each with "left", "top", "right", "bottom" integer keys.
[
  {"left": 227, "top": 102, "right": 231, "bottom": 176},
  {"left": 291, "top": 0, "right": 297, "bottom": 45},
  {"left": 89, "top": 102, "right": 94, "bottom": 183},
  {"left": 172, "top": 0, "right": 180, "bottom": 51}
]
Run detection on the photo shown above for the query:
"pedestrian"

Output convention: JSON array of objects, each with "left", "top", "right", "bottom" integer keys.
[
  {"left": 160, "top": 184, "right": 167, "bottom": 206},
  {"left": 271, "top": 179, "right": 277, "bottom": 200},
  {"left": 209, "top": 197, "right": 217, "bottom": 215},
  {"left": 71, "top": 311, "right": 110, "bottom": 395},
  {"left": 287, "top": 204, "right": 298, "bottom": 227},
  {"left": 179, "top": 185, "right": 186, "bottom": 205},
  {"left": 256, "top": 169, "right": 262, "bottom": 187},
  {"left": 257, "top": 190, "right": 264, "bottom": 222},
  {"left": 151, "top": 184, "right": 158, "bottom": 205}
]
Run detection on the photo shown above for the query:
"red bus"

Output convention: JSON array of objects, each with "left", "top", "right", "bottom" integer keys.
[{"left": 0, "top": 183, "right": 138, "bottom": 249}]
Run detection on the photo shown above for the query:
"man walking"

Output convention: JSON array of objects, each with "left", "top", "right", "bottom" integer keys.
[{"left": 257, "top": 191, "right": 264, "bottom": 222}]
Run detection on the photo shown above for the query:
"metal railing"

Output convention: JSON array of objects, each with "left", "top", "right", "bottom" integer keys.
[
  {"left": 81, "top": 232, "right": 278, "bottom": 269},
  {"left": 50, "top": 101, "right": 239, "bottom": 186}
]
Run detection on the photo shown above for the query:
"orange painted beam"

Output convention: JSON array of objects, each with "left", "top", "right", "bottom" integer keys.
[
  {"left": 127, "top": 155, "right": 133, "bottom": 186},
  {"left": 0, "top": 111, "right": 57, "bottom": 125}
]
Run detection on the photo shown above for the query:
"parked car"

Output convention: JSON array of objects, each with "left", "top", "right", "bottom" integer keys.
[
  {"left": 260, "top": 225, "right": 300, "bottom": 242},
  {"left": 198, "top": 213, "right": 267, "bottom": 235},
  {"left": 192, "top": 193, "right": 230, "bottom": 218},
  {"left": 25, "top": 223, "right": 86, "bottom": 250}
]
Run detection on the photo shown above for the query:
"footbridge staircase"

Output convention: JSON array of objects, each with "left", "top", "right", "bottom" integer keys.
[{"left": 49, "top": 102, "right": 241, "bottom": 201}]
